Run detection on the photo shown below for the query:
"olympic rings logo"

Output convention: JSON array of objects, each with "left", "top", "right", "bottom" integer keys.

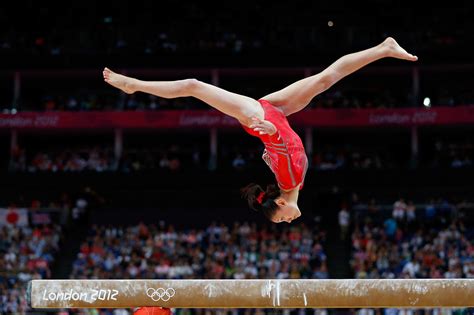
[{"left": 146, "top": 287, "right": 176, "bottom": 302}]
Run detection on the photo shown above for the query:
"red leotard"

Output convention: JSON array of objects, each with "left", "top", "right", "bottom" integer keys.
[
  {"left": 134, "top": 307, "right": 171, "bottom": 315},
  {"left": 242, "top": 99, "right": 308, "bottom": 191}
]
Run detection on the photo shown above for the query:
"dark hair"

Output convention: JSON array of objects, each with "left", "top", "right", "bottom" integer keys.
[{"left": 240, "top": 183, "right": 281, "bottom": 220}]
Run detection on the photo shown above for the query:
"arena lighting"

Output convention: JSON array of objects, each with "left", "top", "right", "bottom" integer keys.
[
  {"left": 423, "top": 97, "right": 431, "bottom": 107},
  {"left": 28, "top": 279, "right": 474, "bottom": 309},
  {"left": 328, "top": 20, "right": 334, "bottom": 27}
]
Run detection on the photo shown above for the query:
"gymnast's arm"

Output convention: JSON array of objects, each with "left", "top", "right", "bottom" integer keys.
[{"left": 250, "top": 117, "right": 296, "bottom": 190}]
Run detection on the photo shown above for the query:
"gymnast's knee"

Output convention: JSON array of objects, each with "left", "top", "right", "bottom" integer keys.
[{"left": 182, "top": 78, "right": 201, "bottom": 95}]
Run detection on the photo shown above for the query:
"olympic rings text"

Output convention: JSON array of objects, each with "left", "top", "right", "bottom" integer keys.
[{"left": 146, "top": 287, "right": 176, "bottom": 302}]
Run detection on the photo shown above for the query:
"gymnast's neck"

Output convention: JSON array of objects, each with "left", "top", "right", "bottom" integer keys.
[{"left": 280, "top": 185, "right": 300, "bottom": 204}]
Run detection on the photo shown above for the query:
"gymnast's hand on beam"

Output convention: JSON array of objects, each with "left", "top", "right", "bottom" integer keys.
[{"left": 250, "top": 117, "right": 277, "bottom": 136}]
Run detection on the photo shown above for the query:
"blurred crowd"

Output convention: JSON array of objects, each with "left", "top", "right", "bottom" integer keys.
[
  {"left": 71, "top": 221, "right": 328, "bottom": 280},
  {"left": 1, "top": 1, "right": 472, "bottom": 61},
  {"left": 0, "top": 224, "right": 63, "bottom": 314},
  {"left": 428, "top": 140, "right": 473, "bottom": 169},
  {"left": 350, "top": 197, "right": 474, "bottom": 280},
  {"left": 7, "top": 137, "right": 474, "bottom": 173}
]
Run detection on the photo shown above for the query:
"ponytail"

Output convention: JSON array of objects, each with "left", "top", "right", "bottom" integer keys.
[{"left": 240, "top": 183, "right": 281, "bottom": 220}]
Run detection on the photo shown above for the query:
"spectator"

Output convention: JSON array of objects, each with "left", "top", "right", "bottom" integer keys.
[
  {"left": 406, "top": 200, "right": 416, "bottom": 223},
  {"left": 338, "top": 205, "right": 350, "bottom": 240},
  {"left": 384, "top": 217, "right": 397, "bottom": 239},
  {"left": 392, "top": 198, "right": 406, "bottom": 221}
]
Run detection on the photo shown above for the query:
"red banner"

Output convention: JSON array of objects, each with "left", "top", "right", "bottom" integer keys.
[
  {"left": 0, "top": 106, "right": 473, "bottom": 130},
  {"left": 293, "top": 106, "right": 474, "bottom": 127}
]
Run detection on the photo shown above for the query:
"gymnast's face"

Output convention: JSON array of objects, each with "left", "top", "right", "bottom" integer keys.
[{"left": 271, "top": 198, "right": 301, "bottom": 223}]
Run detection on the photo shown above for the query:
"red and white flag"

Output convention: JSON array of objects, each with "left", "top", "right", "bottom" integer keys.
[{"left": 0, "top": 208, "right": 29, "bottom": 226}]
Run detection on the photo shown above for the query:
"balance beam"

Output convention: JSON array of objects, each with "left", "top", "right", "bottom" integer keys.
[{"left": 28, "top": 279, "right": 474, "bottom": 309}]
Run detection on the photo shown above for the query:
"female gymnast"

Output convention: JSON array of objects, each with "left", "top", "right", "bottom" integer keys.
[{"left": 103, "top": 37, "right": 417, "bottom": 224}]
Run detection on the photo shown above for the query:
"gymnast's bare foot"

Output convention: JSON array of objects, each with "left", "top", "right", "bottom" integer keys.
[
  {"left": 382, "top": 37, "right": 418, "bottom": 61},
  {"left": 103, "top": 67, "right": 136, "bottom": 94}
]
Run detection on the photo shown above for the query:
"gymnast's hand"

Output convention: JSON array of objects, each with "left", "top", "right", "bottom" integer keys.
[{"left": 250, "top": 117, "right": 277, "bottom": 136}]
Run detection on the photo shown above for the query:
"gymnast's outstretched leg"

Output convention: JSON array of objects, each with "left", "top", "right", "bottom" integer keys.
[
  {"left": 262, "top": 37, "right": 418, "bottom": 115},
  {"left": 103, "top": 68, "right": 263, "bottom": 127}
]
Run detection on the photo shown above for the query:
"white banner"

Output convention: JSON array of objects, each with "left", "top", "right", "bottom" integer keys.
[
  {"left": 0, "top": 208, "right": 29, "bottom": 226},
  {"left": 31, "top": 212, "right": 52, "bottom": 225}
]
